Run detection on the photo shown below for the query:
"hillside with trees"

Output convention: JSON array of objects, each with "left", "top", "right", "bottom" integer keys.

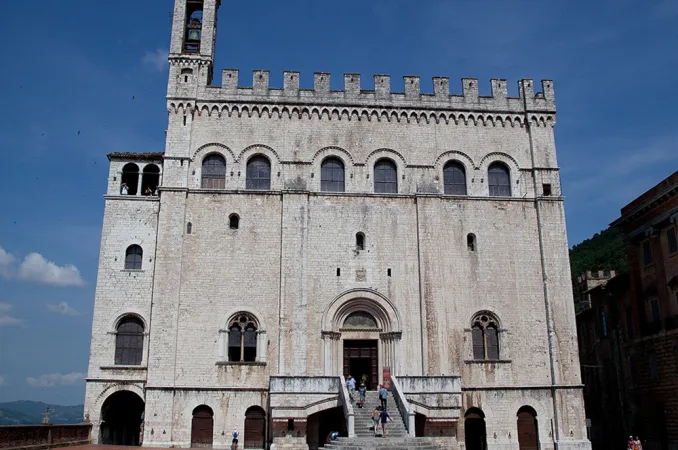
[
  {"left": 569, "top": 226, "right": 628, "bottom": 281},
  {"left": 0, "top": 401, "right": 83, "bottom": 425}
]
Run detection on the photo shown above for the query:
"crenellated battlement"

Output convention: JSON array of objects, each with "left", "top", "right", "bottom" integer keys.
[{"left": 170, "top": 65, "right": 555, "bottom": 114}]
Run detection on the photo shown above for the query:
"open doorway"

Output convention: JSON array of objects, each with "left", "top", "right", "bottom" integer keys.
[
  {"left": 307, "top": 406, "right": 345, "bottom": 450},
  {"left": 343, "top": 340, "right": 378, "bottom": 390},
  {"left": 465, "top": 408, "right": 487, "bottom": 450},
  {"left": 100, "top": 390, "right": 144, "bottom": 446}
]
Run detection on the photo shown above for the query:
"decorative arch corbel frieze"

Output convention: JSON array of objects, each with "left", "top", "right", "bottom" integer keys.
[{"left": 164, "top": 100, "right": 544, "bottom": 128}]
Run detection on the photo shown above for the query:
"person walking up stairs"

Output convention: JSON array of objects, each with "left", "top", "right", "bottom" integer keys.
[{"left": 325, "top": 389, "right": 442, "bottom": 450}]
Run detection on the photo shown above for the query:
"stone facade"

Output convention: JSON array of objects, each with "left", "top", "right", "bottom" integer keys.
[
  {"left": 573, "top": 270, "right": 616, "bottom": 313},
  {"left": 578, "top": 170, "right": 678, "bottom": 450},
  {"left": 83, "top": 1, "right": 590, "bottom": 449}
]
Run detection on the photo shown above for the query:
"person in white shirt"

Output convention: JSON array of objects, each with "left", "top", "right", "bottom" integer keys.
[{"left": 346, "top": 375, "right": 356, "bottom": 402}]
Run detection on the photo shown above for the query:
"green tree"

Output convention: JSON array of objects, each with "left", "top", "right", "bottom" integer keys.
[{"left": 569, "top": 226, "right": 628, "bottom": 282}]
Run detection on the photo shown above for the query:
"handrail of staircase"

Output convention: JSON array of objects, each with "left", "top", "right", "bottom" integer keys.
[
  {"left": 390, "top": 375, "right": 415, "bottom": 436},
  {"left": 338, "top": 375, "right": 355, "bottom": 438}
]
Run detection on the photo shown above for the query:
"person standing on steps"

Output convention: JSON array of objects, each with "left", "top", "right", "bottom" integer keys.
[
  {"left": 358, "top": 382, "right": 366, "bottom": 408},
  {"left": 379, "top": 409, "right": 393, "bottom": 437},
  {"left": 371, "top": 408, "right": 381, "bottom": 437},
  {"left": 346, "top": 375, "right": 356, "bottom": 402},
  {"left": 378, "top": 384, "right": 388, "bottom": 411}
]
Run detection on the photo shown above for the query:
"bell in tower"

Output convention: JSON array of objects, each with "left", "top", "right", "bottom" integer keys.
[
  {"left": 187, "top": 23, "right": 201, "bottom": 42},
  {"left": 183, "top": 0, "right": 204, "bottom": 54}
]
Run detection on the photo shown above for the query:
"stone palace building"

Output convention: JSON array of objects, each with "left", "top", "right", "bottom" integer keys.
[{"left": 83, "top": 1, "right": 591, "bottom": 449}]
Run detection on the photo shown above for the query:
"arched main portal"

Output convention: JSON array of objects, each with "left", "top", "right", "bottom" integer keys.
[
  {"left": 244, "top": 406, "right": 266, "bottom": 449},
  {"left": 100, "top": 390, "right": 144, "bottom": 446},
  {"left": 321, "top": 290, "right": 402, "bottom": 386},
  {"left": 464, "top": 408, "right": 487, "bottom": 450},
  {"left": 342, "top": 311, "right": 379, "bottom": 389},
  {"left": 191, "top": 405, "right": 214, "bottom": 447},
  {"left": 517, "top": 406, "right": 539, "bottom": 450}
]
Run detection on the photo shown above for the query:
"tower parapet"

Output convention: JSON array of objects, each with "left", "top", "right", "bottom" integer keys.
[{"left": 170, "top": 70, "right": 555, "bottom": 114}]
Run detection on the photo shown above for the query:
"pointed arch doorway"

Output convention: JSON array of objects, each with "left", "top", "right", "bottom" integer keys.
[{"left": 321, "top": 290, "right": 402, "bottom": 387}]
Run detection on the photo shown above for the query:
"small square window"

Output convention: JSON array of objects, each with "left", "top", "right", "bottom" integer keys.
[{"left": 542, "top": 183, "right": 552, "bottom": 196}]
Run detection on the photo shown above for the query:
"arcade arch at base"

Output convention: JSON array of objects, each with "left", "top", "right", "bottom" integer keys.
[
  {"left": 321, "top": 290, "right": 402, "bottom": 387},
  {"left": 99, "top": 390, "right": 145, "bottom": 446}
]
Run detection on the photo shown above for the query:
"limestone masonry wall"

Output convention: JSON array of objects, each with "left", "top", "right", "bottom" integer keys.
[{"left": 83, "top": 0, "right": 590, "bottom": 448}]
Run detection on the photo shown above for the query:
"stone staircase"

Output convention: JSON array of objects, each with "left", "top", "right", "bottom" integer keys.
[{"left": 324, "top": 390, "right": 441, "bottom": 450}]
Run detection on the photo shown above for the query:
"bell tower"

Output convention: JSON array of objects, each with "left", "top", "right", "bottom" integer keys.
[{"left": 167, "top": 0, "right": 220, "bottom": 95}]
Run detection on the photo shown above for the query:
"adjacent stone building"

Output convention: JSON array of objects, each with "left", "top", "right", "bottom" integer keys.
[
  {"left": 577, "top": 170, "right": 678, "bottom": 450},
  {"left": 576, "top": 272, "right": 632, "bottom": 450},
  {"left": 83, "top": 1, "right": 590, "bottom": 448},
  {"left": 573, "top": 270, "right": 616, "bottom": 314}
]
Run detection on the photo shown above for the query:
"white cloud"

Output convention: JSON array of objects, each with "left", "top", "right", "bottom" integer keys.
[
  {"left": 18, "top": 253, "right": 85, "bottom": 288},
  {"left": 0, "top": 303, "right": 24, "bottom": 327},
  {"left": 0, "top": 375, "right": 6, "bottom": 387},
  {"left": 142, "top": 48, "right": 168, "bottom": 72},
  {"left": 46, "top": 301, "right": 79, "bottom": 316},
  {"left": 26, "top": 372, "right": 85, "bottom": 388},
  {"left": 0, "top": 246, "right": 15, "bottom": 277}
]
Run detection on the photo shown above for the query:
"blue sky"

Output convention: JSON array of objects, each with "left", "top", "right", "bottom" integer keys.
[{"left": 0, "top": 0, "right": 677, "bottom": 406}]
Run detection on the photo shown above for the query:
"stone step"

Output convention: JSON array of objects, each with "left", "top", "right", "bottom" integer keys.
[
  {"left": 343, "top": 390, "right": 423, "bottom": 448},
  {"left": 325, "top": 436, "right": 441, "bottom": 450}
]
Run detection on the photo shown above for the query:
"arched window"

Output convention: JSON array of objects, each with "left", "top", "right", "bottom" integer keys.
[
  {"left": 374, "top": 158, "right": 397, "bottom": 193},
  {"left": 181, "top": 68, "right": 193, "bottom": 83},
  {"left": 246, "top": 155, "right": 271, "bottom": 190},
  {"left": 141, "top": 164, "right": 160, "bottom": 195},
  {"left": 125, "top": 245, "right": 143, "bottom": 270},
  {"left": 488, "top": 162, "right": 511, "bottom": 197},
  {"left": 443, "top": 161, "right": 467, "bottom": 195},
  {"left": 121, "top": 163, "right": 139, "bottom": 195},
  {"left": 228, "top": 314, "right": 258, "bottom": 362},
  {"left": 472, "top": 313, "right": 499, "bottom": 360},
  {"left": 201, "top": 154, "right": 226, "bottom": 189},
  {"left": 229, "top": 214, "right": 240, "bottom": 230},
  {"left": 184, "top": 7, "right": 203, "bottom": 54},
  {"left": 115, "top": 316, "right": 144, "bottom": 365},
  {"left": 186, "top": 222, "right": 193, "bottom": 234},
  {"left": 321, "top": 157, "right": 345, "bottom": 192},
  {"left": 517, "top": 406, "right": 539, "bottom": 450},
  {"left": 343, "top": 311, "right": 378, "bottom": 329},
  {"left": 467, "top": 233, "right": 476, "bottom": 251},
  {"left": 356, "top": 232, "right": 365, "bottom": 250}
]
